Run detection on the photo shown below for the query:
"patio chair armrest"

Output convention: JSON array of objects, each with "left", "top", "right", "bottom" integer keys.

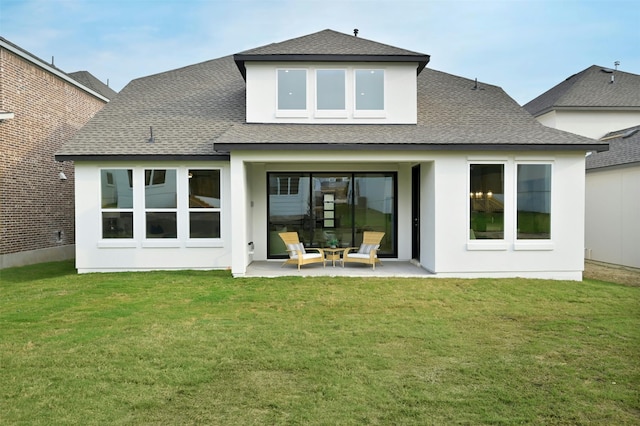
[
  {"left": 307, "top": 247, "right": 324, "bottom": 255},
  {"left": 343, "top": 247, "right": 359, "bottom": 256}
]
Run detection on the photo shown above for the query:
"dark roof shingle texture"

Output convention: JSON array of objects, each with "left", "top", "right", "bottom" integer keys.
[
  {"left": 57, "top": 31, "right": 603, "bottom": 158},
  {"left": 586, "top": 125, "right": 640, "bottom": 169},
  {"left": 68, "top": 71, "right": 118, "bottom": 100},
  {"left": 524, "top": 65, "right": 640, "bottom": 116},
  {"left": 237, "top": 29, "right": 426, "bottom": 57}
]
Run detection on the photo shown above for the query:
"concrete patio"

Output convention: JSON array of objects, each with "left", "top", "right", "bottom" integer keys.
[{"left": 243, "top": 260, "right": 435, "bottom": 278}]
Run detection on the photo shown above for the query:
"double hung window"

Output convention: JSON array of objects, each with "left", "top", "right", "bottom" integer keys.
[
  {"left": 101, "top": 169, "right": 133, "bottom": 239},
  {"left": 188, "top": 169, "right": 221, "bottom": 238},
  {"left": 100, "top": 167, "right": 222, "bottom": 243},
  {"left": 145, "top": 169, "right": 177, "bottom": 239}
]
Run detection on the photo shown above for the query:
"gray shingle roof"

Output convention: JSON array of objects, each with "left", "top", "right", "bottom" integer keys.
[
  {"left": 234, "top": 29, "right": 430, "bottom": 79},
  {"left": 68, "top": 71, "right": 118, "bottom": 100},
  {"left": 523, "top": 65, "right": 640, "bottom": 116},
  {"left": 238, "top": 29, "right": 426, "bottom": 57},
  {"left": 586, "top": 125, "right": 640, "bottom": 169},
  {"left": 57, "top": 55, "right": 245, "bottom": 158},
  {"left": 56, "top": 31, "right": 605, "bottom": 160},
  {"left": 215, "top": 68, "right": 602, "bottom": 150}
]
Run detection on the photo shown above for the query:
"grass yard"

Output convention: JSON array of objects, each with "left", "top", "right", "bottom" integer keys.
[{"left": 1, "top": 261, "right": 639, "bottom": 425}]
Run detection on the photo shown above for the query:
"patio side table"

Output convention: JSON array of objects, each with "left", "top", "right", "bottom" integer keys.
[{"left": 324, "top": 247, "right": 343, "bottom": 267}]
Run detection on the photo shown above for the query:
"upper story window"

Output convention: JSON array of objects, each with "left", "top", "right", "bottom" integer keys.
[
  {"left": 277, "top": 69, "right": 306, "bottom": 110},
  {"left": 247, "top": 63, "right": 415, "bottom": 123},
  {"left": 355, "top": 69, "right": 384, "bottom": 111},
  {"left": 316, "top": 69, "right": 346, "bottom": 110}
]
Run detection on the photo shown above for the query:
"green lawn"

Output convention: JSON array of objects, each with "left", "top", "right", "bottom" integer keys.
[{"left": 1, "top": 261, "right": 638, "bottom": 425}]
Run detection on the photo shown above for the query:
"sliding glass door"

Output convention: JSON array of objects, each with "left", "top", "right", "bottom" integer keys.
[{"left": 268, "top": 172, "right": 396, "bottom": 258}]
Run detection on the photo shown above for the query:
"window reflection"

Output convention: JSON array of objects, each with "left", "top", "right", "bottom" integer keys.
[
  {"left": 469, "top": 164, "right": 504, "bottom": 239},
  {"left": 267, "top": 172, "right": 395, "bottom": 257},
  {"left": 517, "top": 164, "right": 551, "bottom": 239}
]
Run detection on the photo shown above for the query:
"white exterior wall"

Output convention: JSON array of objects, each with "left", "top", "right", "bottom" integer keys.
[
  {"left": 536, "top": 110, "right": 640, "bottom": 139},
  {"left": 245, "top": 61, "right": 418, "bottom": 124},
  {"left": 585, "top": 165, "right": 640, "bottom": 268},
  {"left": 74, "top": 161, "right": 232, "bottom": 273},
  {"left": 430, "top": 152, "right": 586, "bottom": 280},
  {"left": 231, "top": 150, "right": 586, "bottom": 280},
  {"left": 73, "top": 151, "right": 588, "bottom": 280}
]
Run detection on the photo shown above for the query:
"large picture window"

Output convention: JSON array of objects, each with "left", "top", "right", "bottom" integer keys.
[
  {"left": 267, "top": 172, "right": 396, "bottom": 258},
  {"left": 277, "top": 69, "right": 306, "bottom": 110},
  {"left": 469, "top": 164, "right": 504, "bottom": 240},
  {"left": 517, "top": 164, "right": 551, "bottom": 240},
  {"left": 101, "top": 169, "right": 133, "bottom": 238}
]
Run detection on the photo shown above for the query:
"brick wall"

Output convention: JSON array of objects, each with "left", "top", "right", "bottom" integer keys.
[{"left": 0, "top": 47, "right": 108, "bottom": 257}]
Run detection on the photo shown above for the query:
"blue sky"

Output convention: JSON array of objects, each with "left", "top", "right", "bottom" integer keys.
[{"left": 1, "top": 0, "right": 638, "bottom": 104}]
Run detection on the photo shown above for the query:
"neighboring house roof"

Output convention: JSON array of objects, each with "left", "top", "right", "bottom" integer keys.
[
  {"left": 234, "top": 29, "right": 430, "bottom": 78},
  {"left": 56, "top": 30, "right": 606, "bottom": 161},
  {"left": 523, "top": 65, "right": 640, "bottom": 117},
  {"left": 586, "top": 125, "right": 640, "bottom": 170},
  {"left": 68, "top": 71, "right": 118, "bottom": 100},
  {"left": 0, "top": 36, "right": 111, "bottom": 103}
]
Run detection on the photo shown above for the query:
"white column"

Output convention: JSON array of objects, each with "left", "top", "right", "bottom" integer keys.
[{"left": 230, "top": 155, "right": 248, "bottom": 276}]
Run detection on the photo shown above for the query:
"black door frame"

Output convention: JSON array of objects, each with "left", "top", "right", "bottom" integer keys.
[{"left": 411, "top": 165, "right": 420, "bottom": 260}]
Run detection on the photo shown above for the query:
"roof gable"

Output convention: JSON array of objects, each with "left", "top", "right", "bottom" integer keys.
[
  {"left": 524, "top": 65, "right": 640, "bottom": 116},
  {"left": 234, "top": 29, "right": 430, "bottom": 79},
  {"left": 68, "top": 71, "right": 118, "bottom": 100}
]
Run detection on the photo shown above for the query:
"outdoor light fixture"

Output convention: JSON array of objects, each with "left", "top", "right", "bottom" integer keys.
[{"left": 59, "top": 172, "right": 67, "bottom": 180}]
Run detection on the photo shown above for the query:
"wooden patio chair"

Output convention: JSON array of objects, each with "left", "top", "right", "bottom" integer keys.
[
  {"left": 342, "top": 231, "right": 385, "bottom": 270},
  {"left": 278, "top": 232, "right": 326, "bottom": 270}
]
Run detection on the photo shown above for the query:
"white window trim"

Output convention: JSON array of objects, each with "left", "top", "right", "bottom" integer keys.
[
  {"left": 98, "top": 166, "right": 224, "bottom": 249},
  {"left": 187, "top": 168, "right": 223, "bottom": 243},
  {"left": 353, "top": 69, "right": 386, "bottom": 119},
  {"left": 466, "top": 160, "right": 507, "bottom": 249},
  {"left": 99, "top": 168, "right": 134, "bottom": 243},
  {"left": 144, "top": 168, "right": 178, "bottom": 242},
  {"left": 273, "top": 67, "right": 389, "bottom": 120}
]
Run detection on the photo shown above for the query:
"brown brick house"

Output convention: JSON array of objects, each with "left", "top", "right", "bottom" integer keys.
[{"left": 0, "top": 37, "right": 116, "bottom": 268}]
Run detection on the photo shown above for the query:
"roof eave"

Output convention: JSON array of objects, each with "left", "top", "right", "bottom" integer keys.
[
  {"left": 55, "top": 153, "right": 231, "bottom": 162},
  {"left": 214, "top": 142, "right": 609, "bottom": 152},
  {"left": 233, "top": 53, "right": 430, "bottom": 80}
]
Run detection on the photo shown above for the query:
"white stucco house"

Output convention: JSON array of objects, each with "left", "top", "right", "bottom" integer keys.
[
  {"left": 524, "top": 66, "right": 640, "bottom": 269},
  {"left": 56, "top": 29, "right": 606, "bottom": 279}
]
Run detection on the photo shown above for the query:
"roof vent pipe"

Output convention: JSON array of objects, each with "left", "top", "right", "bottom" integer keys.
[
  {"left": 611, "top": 61, "right": 620, "bottom": 84},
  {"left": 353, "top": 28, "right": 359, "bottom": 37}
]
